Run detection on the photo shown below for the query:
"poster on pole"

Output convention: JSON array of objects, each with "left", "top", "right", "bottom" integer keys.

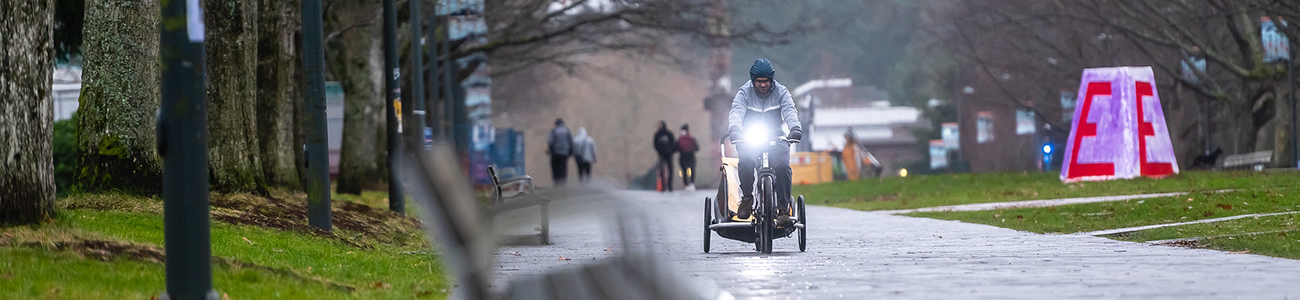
[
  {"left": 941, "top": 122, "right": 959, "bottom": 150},
  {"left": 1016, "top": 107, "right": 1036, "bottom": 135},
  {"left": 1263, "top": 17, "right": 1290, "bottom": 63},
  {"left": 930, "top": 139, "right": 948, "bottom": 169},
  {"left": 977, "top": 111, "right": 994, "bottom": 143}
]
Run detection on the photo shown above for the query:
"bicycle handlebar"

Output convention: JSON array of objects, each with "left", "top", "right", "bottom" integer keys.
[{"left": 729, "top": 136, "right": 800, "bottom": 146}]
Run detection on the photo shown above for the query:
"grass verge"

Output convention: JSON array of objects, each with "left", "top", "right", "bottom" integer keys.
[
  {"left": 794, "top": 170, "right": 1300, "bottom": 211},
  {"left": 907, "top": 186, "right": 1300, "bottom": 259},
  {"left": 1111, "top": 214, "right": 1300, "bottom": 259},
  {"left": 1, "top": 191, "right": 449, "bottom": 299}
]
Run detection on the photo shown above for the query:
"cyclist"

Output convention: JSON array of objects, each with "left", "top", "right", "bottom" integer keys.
[{"left": 728, "top": 58, "right": 802, "bottom": 227}]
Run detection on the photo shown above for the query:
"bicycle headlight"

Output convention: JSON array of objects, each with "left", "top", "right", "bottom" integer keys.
[{"left": 744, "top": 127, "right": 769, "bottom": 147}]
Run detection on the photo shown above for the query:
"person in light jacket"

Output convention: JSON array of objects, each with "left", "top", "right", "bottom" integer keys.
[{"left": 573, "top": 127, "right": 597, "bottom": 183}]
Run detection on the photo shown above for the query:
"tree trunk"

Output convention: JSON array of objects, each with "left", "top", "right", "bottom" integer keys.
[
  {"left": 0, "top": 0, "right": 56, "bottom": 224},
  {"left": 257, "top": 0, "right": 302, "bottom": 188},
  {"left": 326, "top": 0, "right": 384, "bottom": 195},
  {"left": 1272, "top": 72, "right": 1294, "bottom": 167},
  {"left": 76, "top": 0, "right": 162, "bottom": 195},
  {"left": 207, "top": 0, "right": 265, "bottom": 192}
]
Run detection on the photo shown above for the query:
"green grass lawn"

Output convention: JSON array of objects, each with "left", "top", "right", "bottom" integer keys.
[
  {"left": 907, "top": 187, "right": 1300, "bottom": 234},
  {"left": 0, "top": 192, "right": 449, "bottom": 299},
  {"left": 1112, "top": 214, "right": 1300, "bottom": 259},
  {"left": 899, "top": 182, "right": 1300, "bottom": 260},
  {"left": 794, "top": 169, "right": 1300, "bottom": 259},
  {"left": 794, "top": 170, "right": 1300, "bottom": 211}
]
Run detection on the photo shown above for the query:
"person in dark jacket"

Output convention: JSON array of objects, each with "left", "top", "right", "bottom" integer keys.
[
  {"left": 653, "top": 121, "right": 676, "bottom": 192},
  {"left": 677, "top": 124, "right": 699, "bottom": 191},
  {"left": 728, "top": 58, "right": 802, "bottom": 227},
  {"left": 547, "top": 118, "right": 574, "bottom": 186}
]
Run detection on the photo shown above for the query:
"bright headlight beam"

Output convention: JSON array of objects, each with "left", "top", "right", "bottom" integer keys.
[{"left": 744, "top": 127, "right": 770, "bottom": 147}]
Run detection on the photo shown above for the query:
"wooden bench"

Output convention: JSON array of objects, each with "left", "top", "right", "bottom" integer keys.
[
  {"left": 488, "top": 165, "right": 549, "bottom": 245},
  {"left": 1222, "top": 150, "right": 1273, "bottom": 171},
  {"left": 405, "top": 144, "right": 705, "bottom": 300}
]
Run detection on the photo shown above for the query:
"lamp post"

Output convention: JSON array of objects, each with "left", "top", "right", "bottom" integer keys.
[
  {"left": 302, "top": 0, "right": 332, "bottom": 230},
  {"left": 159, "top": 0, "right": 213, "bottom": 298},
  {"left": 383, "top": 0, "right": 405, "bottom": 213}
]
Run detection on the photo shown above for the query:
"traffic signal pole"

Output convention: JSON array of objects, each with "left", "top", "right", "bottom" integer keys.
[{"left": 159, "top": 0, "right": 214, "bottom": 298}]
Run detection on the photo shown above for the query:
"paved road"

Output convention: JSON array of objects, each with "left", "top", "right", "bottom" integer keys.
[{"left": 492, "top": 190, "right": 1300, "bottom": 299}]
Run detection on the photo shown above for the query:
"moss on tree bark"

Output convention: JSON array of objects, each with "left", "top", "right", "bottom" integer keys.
[{"left": 76, "top": 0, "right": 162, "bottom": 195}]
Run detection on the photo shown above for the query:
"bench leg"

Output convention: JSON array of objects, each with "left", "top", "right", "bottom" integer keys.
[{"left": 540, "top": 203, "right": 550, "bottom": 245}]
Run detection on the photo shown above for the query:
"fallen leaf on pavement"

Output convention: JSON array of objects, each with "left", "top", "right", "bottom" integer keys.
[
  {"left": 603, "top": 247, "right": 612, "bottom": 252},
  {"left": 510, "top": 251, "right": 521, "bottom": 256},
  {"left": 559, "top": 255, "right": 572, "bottom": 261}
]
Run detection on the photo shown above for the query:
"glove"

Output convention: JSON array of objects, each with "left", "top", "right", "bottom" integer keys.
[
  {"left": 788, "top": 126, "right": 803, "bottom": 141},
  {"left": 729, "top": 125, "right": 743, "bottom": 142}
]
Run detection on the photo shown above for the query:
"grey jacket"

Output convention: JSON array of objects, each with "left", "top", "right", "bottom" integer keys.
[
  {"left": 548, "top": 125, "right": 573, "bottom": 156},
  {"left": 728, "top": 80, "right": 801, "bottom": 137},
  {"left": 574, "top": 127, "right": 597, "bottom": 163}
]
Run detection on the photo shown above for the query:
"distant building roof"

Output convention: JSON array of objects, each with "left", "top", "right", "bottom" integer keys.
[{"left": 812, "top": 106, "right": 920, "bottom": 127}]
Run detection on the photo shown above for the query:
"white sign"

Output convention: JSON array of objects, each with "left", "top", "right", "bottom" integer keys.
[
  {"left": 941, "top": 122, "right": 959, "bottom": 150},
  {"left": 929, "top": 140, "right": 948, "bottom": 169},
  {"left": 1016, "top": 108, "right": 1036, "bottom": 135},
  {"left": 977, "top": 111, "right": 994, "bottom": 144}
]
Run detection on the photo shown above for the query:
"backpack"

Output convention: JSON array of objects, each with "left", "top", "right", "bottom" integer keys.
[{"left": 678, "top": 135, "right": 698, "bottom": 153}]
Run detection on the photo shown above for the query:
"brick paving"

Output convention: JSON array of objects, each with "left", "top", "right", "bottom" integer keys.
[{"left": 492, "top": 190, "right": 1300, "bottom": 299}]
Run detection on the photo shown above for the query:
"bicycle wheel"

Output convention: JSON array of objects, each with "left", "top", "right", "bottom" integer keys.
[
  {"left": 703, "top": 197, "right": 712, "bottom": 253},
  {"left": 797, "top": 195, "right": 806, "bottom": 252},
  {"left": 760, "top": 176, "right": 775, "bottom": 254}
]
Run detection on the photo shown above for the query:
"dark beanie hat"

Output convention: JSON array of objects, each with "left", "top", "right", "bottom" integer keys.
[
  {"left": 749, "top": 58, "right": 775, "bottom": 82},
  {"left": 680, "top": 124, "right": 690, "bottom": 131}
]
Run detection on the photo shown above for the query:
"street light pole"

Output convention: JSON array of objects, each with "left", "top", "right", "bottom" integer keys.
[
  {"left": 302, "top": 0, "right": 332, "bottom": 231},
  {"left": 427, "top": 2, "right": 440, "bottom": 137},
  {"left": 411, "top": 0, "right": 427, "bottom": 150},
  {"left": 159, "top": 0, "right": 213, "bottom": 298},
  {"left": 442, "top": 13, "right": 455, "bottom": 141},
  {"left": 383, "top": 0, "right": 405, "bottom": 213},
  {"left": 1290, "top": 53, "right": 1296, "bottom": 168}
]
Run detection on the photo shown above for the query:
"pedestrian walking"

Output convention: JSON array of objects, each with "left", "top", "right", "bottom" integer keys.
[
  {"left": 574, "top": 127, "right": 597, "bottom": 183},
  {"left": 547, "top": 118, "right": 574, "bottom": 187},
  {"left": 677, "top": 124, "right": 699, "bottom": 191},
  {"left": 653, "top": 121, "right": 677, "bottom": 192}
]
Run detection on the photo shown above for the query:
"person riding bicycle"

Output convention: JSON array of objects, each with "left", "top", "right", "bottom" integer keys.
[{"left": 728, "top": 58, "right": 802, "bottom": 227}]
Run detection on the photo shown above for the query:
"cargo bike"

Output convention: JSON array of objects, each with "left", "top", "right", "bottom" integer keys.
[{"left": 702, "top": 133, "right": 807, "bottom": 254}]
